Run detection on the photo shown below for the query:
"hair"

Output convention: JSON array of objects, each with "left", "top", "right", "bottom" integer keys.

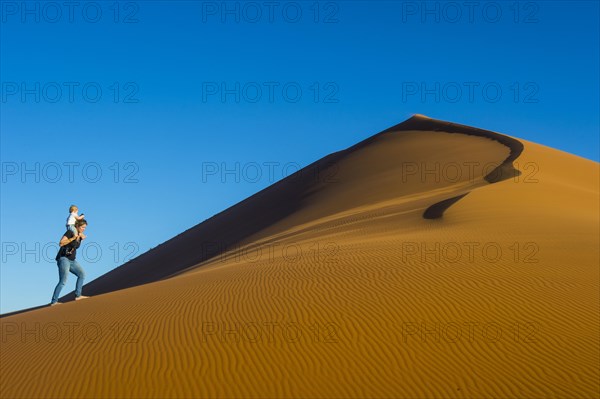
[
  {"left": 69, "top": 205, "right": 78, "bottom": 213},
  {"left": 75, "top": 219, "right": 88, "bottom": 228}
]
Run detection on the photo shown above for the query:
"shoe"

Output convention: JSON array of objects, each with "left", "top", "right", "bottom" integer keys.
[
  {"left": 50, "top": 302, "right": 62, "bottom": 306},
  {"left": 75, "top": 295, "right": 90, "bottom": 301}
]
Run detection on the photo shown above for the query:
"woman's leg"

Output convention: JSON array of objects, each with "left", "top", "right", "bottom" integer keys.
[
  {"left": 69, "top": 259, "right": 86, "bottom": 298},
  {"left": 51, "top": 257, "right": 70, "bottom": 303}
]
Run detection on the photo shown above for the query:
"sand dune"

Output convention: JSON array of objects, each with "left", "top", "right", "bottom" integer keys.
[{"left": 1, "top": 115, "right": 598, "bottom": 398}]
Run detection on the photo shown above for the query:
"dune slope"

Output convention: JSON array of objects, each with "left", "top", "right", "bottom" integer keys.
[
  {"left": 55, "top": 115, "right": 519, "bottom": 300},
  {"left": 1, "top": 115, "right": 598, "bottom": 398}
]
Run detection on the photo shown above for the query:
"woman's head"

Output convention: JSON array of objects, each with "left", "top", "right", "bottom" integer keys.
[
  {"left": 69, "top": 205, "right": 78, "bottom": 213},
  {"left": 75, "top": 219, "right": 87, "bottom": 232}
]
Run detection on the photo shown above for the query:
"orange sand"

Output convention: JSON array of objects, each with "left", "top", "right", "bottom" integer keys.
[{"left": 1, "top": 115, "right": 598, "bottom": 398}]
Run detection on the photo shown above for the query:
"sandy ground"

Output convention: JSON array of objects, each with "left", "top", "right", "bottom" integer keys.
[{"left": 1, "top": 115, "right": 598, "bottom": 398}]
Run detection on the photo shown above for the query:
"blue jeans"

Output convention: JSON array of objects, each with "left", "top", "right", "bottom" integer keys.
[
  {"left": 51, "top": 257, "right": 85, "bottom": 303},
  {"left": 67, "top": 225, "right": 76, "bottom": 235}
]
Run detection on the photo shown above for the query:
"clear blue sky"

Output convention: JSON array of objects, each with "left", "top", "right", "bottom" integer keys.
[{"left": 1, "top": 1, "right": 598, "bottom": 314}]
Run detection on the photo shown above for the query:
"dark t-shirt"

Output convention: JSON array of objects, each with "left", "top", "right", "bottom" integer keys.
[{"left": 55, "top": 230, "right": 81, "bottom": 261}]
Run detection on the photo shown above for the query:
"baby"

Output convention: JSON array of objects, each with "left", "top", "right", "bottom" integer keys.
[{"left": 66, "top": 205, "right": 86, "bottom": 235}]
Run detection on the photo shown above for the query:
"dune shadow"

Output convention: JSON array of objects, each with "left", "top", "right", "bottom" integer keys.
[
  {"left": 423, "top": 193, "right": 470, "bottom": 219},
  {"left": 387, "top": 116, "right": 524, "bottom": 219}
]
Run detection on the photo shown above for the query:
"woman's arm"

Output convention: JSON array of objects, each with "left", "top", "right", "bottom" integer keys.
[{"left": 59, "top": 234, "right": 78, "bottom": 247}]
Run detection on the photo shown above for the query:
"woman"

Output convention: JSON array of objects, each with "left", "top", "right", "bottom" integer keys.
[{"left": 50, "top": 219, "right": 90, "bottom": 306}]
